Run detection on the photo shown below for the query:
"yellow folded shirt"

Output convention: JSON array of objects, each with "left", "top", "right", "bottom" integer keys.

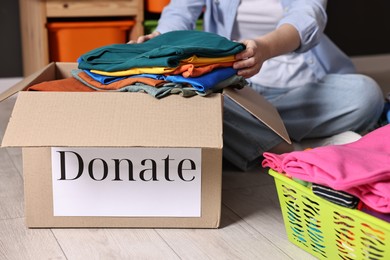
[
  {"left": 91, "top": 66, "right": 177, "bottom": 77},
  {"left": 90, "top": 55, "right": 238, "bottom": 77}
]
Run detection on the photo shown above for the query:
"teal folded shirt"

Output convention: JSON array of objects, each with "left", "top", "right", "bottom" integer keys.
[{"left": 78, "top": 30, "right": 245, "bottom": 72}]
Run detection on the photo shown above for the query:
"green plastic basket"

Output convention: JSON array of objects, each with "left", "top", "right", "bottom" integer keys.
[{"left": 269, "top": 169, "right": 390, "bottom": 259}]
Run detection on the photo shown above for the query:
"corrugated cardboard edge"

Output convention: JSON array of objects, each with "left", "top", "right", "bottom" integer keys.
[
  {"left": 23, "top": 147, "right": 222, "bottom": 228},
  {"left": 2, "top": 62, "right": 223, "bottom": 228},
  {"left": 1, "top": 91, "right": 223, "bottom": 149},
  {"left": 223, "top": 86, "right": 291, "bottom": 144}
]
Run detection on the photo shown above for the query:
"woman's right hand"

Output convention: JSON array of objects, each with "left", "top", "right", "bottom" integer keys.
[{"left": 128, "top": 31, "right": 161, "bottom": 44}]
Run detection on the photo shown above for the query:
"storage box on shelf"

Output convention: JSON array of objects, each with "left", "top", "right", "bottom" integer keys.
[
  {"left": 19, "top": 0, "right": 144, "bottom": 76},
  {"left": 47, "top": 20, "right": 135, "bottom": 62},
  {"left": 145, "top": 0, "right": 170, "bottom": 13}
]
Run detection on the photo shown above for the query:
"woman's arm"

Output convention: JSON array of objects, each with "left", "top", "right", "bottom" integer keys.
[
  {"left": 234, "top": 0, "right": 328, "bottom": 78},
  {"left": 279, "top": 0, "right": 328, "bottom": 52},
  {"left": 155, "top": 0, "right": 205, "bottom": 33},
  {"left": 234, "top": 24, "right": 300, "bottom": 78},
  {"left": 132, "top": 0, "right": 205, "bottom": 43}
]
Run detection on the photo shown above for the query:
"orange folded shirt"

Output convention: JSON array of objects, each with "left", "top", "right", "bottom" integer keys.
[
  {"left": 27, "top": 78, "right": 94, "bottom": 92},
  {"left": 26, "top": 73, "right": 168, "bottom": 92},
  {"left": 171, "top": 62, "right": 234, "bottom": 78}
]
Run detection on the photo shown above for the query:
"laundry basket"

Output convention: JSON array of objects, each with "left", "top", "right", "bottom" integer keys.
[{"left": 269, "top": 169, "right": 390, "bottom": 259}]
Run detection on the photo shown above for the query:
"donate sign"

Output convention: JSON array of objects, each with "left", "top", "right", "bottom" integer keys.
[{"left": 51, "top": 147, "right": 202, "bottom": 217}]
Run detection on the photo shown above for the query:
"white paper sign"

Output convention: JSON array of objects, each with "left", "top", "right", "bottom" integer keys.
[{"left": 51, "top": 147, "right": 201, "bottom": 217}]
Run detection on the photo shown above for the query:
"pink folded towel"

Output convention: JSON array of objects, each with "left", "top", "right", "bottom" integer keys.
[{"left": 262, "top": 125, "right": 390, "bottom": 213}]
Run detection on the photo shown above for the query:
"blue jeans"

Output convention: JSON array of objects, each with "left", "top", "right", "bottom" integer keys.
[{"left": 223, "top": 74, "right": 384, "bottom": 171}]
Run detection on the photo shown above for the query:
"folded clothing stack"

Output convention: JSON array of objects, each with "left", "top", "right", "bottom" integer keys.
[
  {"left": 28, "top": 30, "right": 248, "bottom": 97},
  {"left": 262, "top": 124, "right": 390, "bottom": 221}
]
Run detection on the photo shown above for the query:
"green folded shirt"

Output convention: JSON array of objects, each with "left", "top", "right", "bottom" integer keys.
[{"left": 78, "top": 30, "right": 245, "bottom": 72}]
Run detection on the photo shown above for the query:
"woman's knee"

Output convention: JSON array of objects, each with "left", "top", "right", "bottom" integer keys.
[
  {"left": 350, "top": 75, "right": 383, "bottom": 110},
  {"left": 344, "top": 74, "right": 384, "bottom": 130}
]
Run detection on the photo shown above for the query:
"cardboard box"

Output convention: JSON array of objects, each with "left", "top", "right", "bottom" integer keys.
[{"left": 0, "top": 62, "right": 290, "bottom": 228}]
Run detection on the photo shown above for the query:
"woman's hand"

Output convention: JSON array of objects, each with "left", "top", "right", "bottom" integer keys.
[
  {"left": 128, "top": 31, "right": 161, "bottom": 44},
  {"left": 233, "top": 24, "right": 301, "bottom": 78},
  {"left": 233, "top": 39, "right": 267, "bottom": 78}
]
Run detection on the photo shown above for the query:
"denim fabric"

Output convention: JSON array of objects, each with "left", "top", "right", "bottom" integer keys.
[{"left": 223, "top": 74, "right": 384, "bottom": 171}]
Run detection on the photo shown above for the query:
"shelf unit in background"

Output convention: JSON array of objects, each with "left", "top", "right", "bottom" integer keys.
[{"left": 19, "top": 0, "right": 144, "bottom": 76}]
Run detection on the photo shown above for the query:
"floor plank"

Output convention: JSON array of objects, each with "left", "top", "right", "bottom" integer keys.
[
  {"left": 157, "top": 205, "right": 291, "bottom": 260},
  {"left": 0, "top": 218, "right": 65, "bottom": 260},
  {"left": 0, "top": 78, "right": 22, "bottom": 94},
  {"left": 0, "top": 94, "right": 24, "bottom": 220},
  {"left": 222, "top": 181, "right": 317, "bottom": 259},
  {"left": 52, "top": 228, "right": 180, "bottom": 260},
  {"left": 0, "top": 148, "right": 24, "bottom": 220},
  {"left": 0, "top": 96, "right": 16, "bottom": 137},
  {"left": 5, "top": 148, "right": 23, "bottom": 177}
]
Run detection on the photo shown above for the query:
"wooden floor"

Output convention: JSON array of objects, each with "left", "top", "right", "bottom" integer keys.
[{"left": 0, "top": 80, "right": 316, "bottom": 259}]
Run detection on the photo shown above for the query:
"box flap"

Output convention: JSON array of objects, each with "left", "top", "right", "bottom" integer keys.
[
  {"left": 223, "top": 86, "right": 291, "bottom": 144},
  {"left": 1, "top": 91, "right": 223, "bottom": 148},
  {"left": 0, "top": 63, "right": 53, "bottom": 102},
  {"left": 0, "top": 62, "right": 77, "bottom": 102}
]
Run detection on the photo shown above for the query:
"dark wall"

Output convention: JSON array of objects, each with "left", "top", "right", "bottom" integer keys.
[
  {"left": 0, "top": 1, "right": 389, "bottom": 77},
  {"left": 0, "top": 0, "right": 23, "bottom": 77},
  {"left": 325, "top": 0, "right": 390, "bottom": 56}
]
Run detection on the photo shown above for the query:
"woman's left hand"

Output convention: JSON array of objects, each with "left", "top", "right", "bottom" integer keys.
[{"left": 233, "top": 39, "right": 266, "bottom": 78}]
